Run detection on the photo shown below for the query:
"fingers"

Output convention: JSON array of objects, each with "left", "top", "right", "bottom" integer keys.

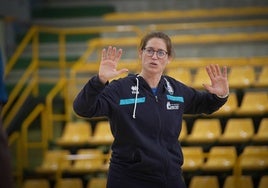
[
  {"left": 222, "top": 66, "right": 228, "bottom": 78},
  {"left": 206, "top": 65, "right": 215, "bottom": 80},
  {"left": 101, "top": 48, "right": 107, "bottom": 61},
  {"left": 206, "top": 64, "right": 226, "bottom": 79},
  {"left": 102, "top": 46, "right": 122, "bottom": 62},
  {"left": 117, "top": 68, "right": 129, "bottom": 75},
  {"left": 114, "top": 48, "right": 123, "bottom": 62}
]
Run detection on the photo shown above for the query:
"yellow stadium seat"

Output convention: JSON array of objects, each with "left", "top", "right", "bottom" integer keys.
[
  {"left": 35, "top": 150, "right": 71, "bottom": 173},
  {"left": 219, "top": 118, "right": 254, "bottom": 143},
  {"left": 192, "top": 67, "right": 210, "bottom": 89},
  {"left": 99, "top": 151, "right": 111, "bottom": 172},
  {"left": 185, "top": 119, "right": 221, "bottom": 144},
  {"left": 87, "top": 177, "right": 107, "bottom": 188},
  {"left": 182, "top": 146, "right": 204, "bottom": 171},
  {"left": 89, "top": 121, "right": 114, "bottom": 145},
  {"left": 201, "top": 146, "right": 237, "bottom": 171},
  {"left": 235, "top": 92, "right": 268, "bottom": 115},
  {"left": 212, "top": 92, "right": 238, "bottom": 116},
  {"left": 258, "top": 175, "right": 268, "bottom": 188},
  {"left": 166, "top": 68, "right": 192, "bottom": 85},
  {"left": 68, "top": 149, "right": 104, "bottom": 173},
  {"left": 22, "top": 179, "right": 50, "bottom": 188},
  {"left": 240, "top": 146, "right": 268, "bottom": 171},
  {"left": 228, "top": 66, "right": 255, "bottom": 88},
  {"left": 178, "top": 120, "right": 188, "bottom": 142},
  {"left": 255, "top": 66, "right": 268, "bottom": 87},
  {"left": 189, "top": 176, "right": 219, "bottom": 188},
  {"left": 56, "top": 121, "right": 92, "bottom": 146},
  {"left": 252, "top": 118, "right": 268, "bottom": 143},
  {"left": 223, "top": 176, "right": 253, "bottom": 188},
  {"left": 55, "top": 178, "right": 83, "bottom": 188}
]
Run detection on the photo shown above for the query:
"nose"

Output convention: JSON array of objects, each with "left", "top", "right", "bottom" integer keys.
[{"left": 151, "top": 51, "right": 158, "bottom": 59}]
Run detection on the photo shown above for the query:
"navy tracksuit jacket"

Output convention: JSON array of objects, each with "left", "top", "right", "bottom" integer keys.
[{"left": 73, "top": 74, "right": 227, "bottom": 188}]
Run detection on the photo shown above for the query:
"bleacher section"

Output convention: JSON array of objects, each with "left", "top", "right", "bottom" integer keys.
[{"left": 3, "top": 0, "right": 268, "bottom": 187}]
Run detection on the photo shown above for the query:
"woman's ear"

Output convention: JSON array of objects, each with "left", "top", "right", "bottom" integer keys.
[{"left": 167, "top": 56, "right": 172, "bottom": 64}]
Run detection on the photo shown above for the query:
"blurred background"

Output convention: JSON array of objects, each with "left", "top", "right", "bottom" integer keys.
[{"left": 1, "top": 0, "right": 268, "bottom": 187}]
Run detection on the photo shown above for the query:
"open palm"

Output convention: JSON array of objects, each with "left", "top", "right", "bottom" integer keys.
[
  {"left": 203, "top": 64, "right": 229, "bottom": 97},
  {"left": 98, "top": 46, "right": 128, "bottom": 84}
]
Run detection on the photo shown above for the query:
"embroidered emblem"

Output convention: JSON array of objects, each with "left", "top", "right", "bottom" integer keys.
[
  {"left": 131, "top": 85, "right": 139, "bottom": 94},
  {"left": 166, "top": 101, "right": 180, "bottom": 110}
]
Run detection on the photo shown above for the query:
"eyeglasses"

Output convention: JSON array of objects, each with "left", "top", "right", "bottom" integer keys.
[{"left": 143, "top": 47, "right": 168, "bottom": 59}]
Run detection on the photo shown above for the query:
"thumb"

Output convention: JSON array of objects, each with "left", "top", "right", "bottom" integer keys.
[
  {"left": 117, "top": 68, "right": 129, "bottom": 75},
  {"left": 203, "top": 84, "right": 213, "bottom": 93}
]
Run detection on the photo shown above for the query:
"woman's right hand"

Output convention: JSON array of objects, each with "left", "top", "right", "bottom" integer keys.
[{"left": 98, "top": 46, "right": 128, "bottom": 84}]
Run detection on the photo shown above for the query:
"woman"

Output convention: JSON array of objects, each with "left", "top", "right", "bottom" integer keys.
[{"left": 73, "top": 31, "right": 229, "bottom": 188}]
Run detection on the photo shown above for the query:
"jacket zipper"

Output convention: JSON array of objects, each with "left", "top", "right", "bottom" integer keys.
[{"left": 154, "top": 93, "right": 169, "bottom": 185}]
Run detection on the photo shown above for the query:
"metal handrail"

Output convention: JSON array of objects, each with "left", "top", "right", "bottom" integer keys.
[
  {"left": 3, "top": 75, "right": 38, "bottom": 129},
  {"left": 8, "top": 132, "right": 23, "bottom": 187},
  {"left": 4, "top": 26, "right": 38, "bottom": 76},
  {"left": 3, "top": 25, "right": 142, "bottom": 133},
  {"left": 46, "top": 78, "right": 69, "bottom": 140},
  {"left": 21, "top": 103, "right": 47, "bottom": 168}
]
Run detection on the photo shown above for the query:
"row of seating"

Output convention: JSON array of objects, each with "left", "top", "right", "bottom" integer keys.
[
  {"left": 34, "top": 145, "right": 267, "bottom": 176},
  {"left": 71, "top": 66, "right": 268, "bottom": 103},
  {"left": 22, "top": 177, "right": 106, "bottom": 188},
  {"left": 182, "top": 145, "right": 268, "bottom": 173},
  {"left": 21, "top": 175, "right": 268, "bottom": 188},
  {"left": 166, "top": 65, "right": 268, "bottom": 89},
  {"left": 180, "top": 118, "right": 268, "bottom": 144},
  {"left": 102, "top": 7, "right": 268, "bottom": 22},
  {"left": 189, "top": 175, "right": 268, "bottom": 188},
  {"left": 56, "top": 121, "right": 113, "bottom": 147},
  {"left": 55, "top": 117, "right": 268, "bottom": 149},
  {"left": 210, "top": 92, "right": 268, "bottom": 117},
  {"left": 35, "top": 148, "right": 109, "bottom": 175}
]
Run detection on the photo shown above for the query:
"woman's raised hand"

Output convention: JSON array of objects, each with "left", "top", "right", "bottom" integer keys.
[
  {"left": 203, "top": 64, "right": 229, "bottom": 98},
  {"left": 98, "top": 46, "right": 128, "bottom": 84}
]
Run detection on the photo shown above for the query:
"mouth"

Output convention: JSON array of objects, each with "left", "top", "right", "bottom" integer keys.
[{"left": 149, "top": 62, "right": 158, "bottom": 66}]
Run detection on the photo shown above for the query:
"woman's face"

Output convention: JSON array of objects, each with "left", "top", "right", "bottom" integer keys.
[{"left": 139, "top": 38, "right": 171, "bottom": 75}]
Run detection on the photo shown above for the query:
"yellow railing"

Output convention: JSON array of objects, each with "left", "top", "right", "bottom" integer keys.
[
  {"left": 8, "top": 132, "right": 23, "bottom": 187},
  {"left": 3, "top": 25, "right": 142, "bottom": 131},
  {"left": 45, "top": 78, "right": 69, "bottom": 140},
  {"left": 5, "top": 26, "right": 38, "bottom": 76},
  {"left": 21, "top": 103, "right": 47, "bottom": 168},
  {"left": 2, "top": 64, "right": 38, "bottom": 129}
]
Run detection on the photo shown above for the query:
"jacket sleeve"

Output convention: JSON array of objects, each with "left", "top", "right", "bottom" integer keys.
[
  {"left": 73, "top": 75, "right": 112, "bottom": 118},
  {"left": 183, "top": 86, "right": 228, "bottom": 115}
]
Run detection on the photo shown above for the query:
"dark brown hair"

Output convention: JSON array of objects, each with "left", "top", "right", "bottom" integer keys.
[{"left": 139, "top": 31, "right": 174, "bottom": 58}]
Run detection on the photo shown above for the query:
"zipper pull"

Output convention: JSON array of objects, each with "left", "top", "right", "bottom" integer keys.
[{"left": 155, "top": 96, "right": 158, "bottom": 102}]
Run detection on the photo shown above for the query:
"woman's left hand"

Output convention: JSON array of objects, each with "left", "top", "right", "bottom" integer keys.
[{"left": 203, "top": 64, "right": 229, "bottom": 98}]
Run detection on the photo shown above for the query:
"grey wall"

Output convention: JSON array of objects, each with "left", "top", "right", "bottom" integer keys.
[{"left": 0, "top": 0, "right": 30, "bottom": 21}]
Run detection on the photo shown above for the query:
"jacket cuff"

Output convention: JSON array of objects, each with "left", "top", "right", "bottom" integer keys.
[{"left": 216, "top": 93, "right": 229, "bottom": 99}]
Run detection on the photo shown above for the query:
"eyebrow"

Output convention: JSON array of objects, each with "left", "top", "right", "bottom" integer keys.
[{"left": 145, "top": 47, "right": 167, "bottom": 51}]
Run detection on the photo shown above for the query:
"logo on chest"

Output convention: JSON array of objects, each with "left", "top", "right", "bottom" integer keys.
[
  {"left": 166, "top": 101, "right": 180, "bottom": 110},
  {"left": 131, "top": 85, "right": 139, "bottom": 94}
]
